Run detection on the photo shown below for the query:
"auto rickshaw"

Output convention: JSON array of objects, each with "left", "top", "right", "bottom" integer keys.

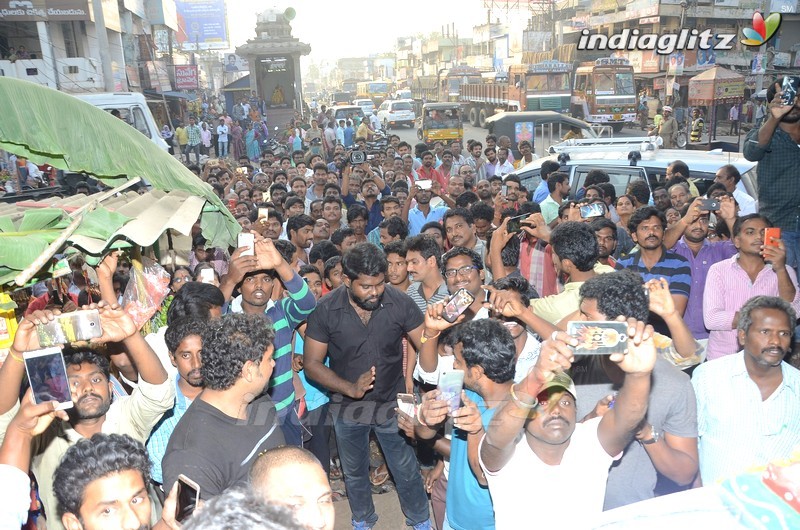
[{"left": 416, "top": 102, "right": 463, "bottom": 146}]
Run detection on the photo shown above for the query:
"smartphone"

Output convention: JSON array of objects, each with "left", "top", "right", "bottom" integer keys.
[
  {"left": 566, "top": 321, "right": 629, "bottom": 355},
  {"left": 699, "top": 198, "right": 720, "bottom": 211},
  {"left": 238, "top": 232, "right": 255, "bottom": 257},
  {"left": 437, "top": 370, "right": 464, "bottom": 414},
  {"left": 36, "top": 309, "right": 102, "bottom": 347},
  {"left": 199, "top": 268, "right": 216, "bottom": 284},
  {"left": 506, "top": 213, "right": 529, "bottom": 233},
  {"left": 258, "top": 208, "right": 270, "bottom": 223},
  {"left": 501, "top": 184, "right": 508, "bottom": 196},
  {"left": 261, "top": 191, "right": 269, "bottom": 203},
  {"left": 764, "top": 227, "right": 781, "bottom": 247},
  {"left": 580, "top": 203, "right": 605, "bottom": 219},
  {"left": 781, "top": 76, "right": 799, "bottom": 106},
  {"left": 227, "top": 198, "right": 237, "bottom": 209},
  {"left": 23, "top": 347, "right": 73, "bottom": 410},
  {"left": 396, "top": 393, "right": 416, "bottom": 416},
  {"left": 175, "top": 474, "right": 200, "bottom": 523},
  {"left": 240, "top": 166, "right": 249, "bottom": 175},
  {"left": 416, "top": 179, "right": 433, "bottom": 190},
  {"left": 442, "top": 288, "right": 476, "bottom": 323}
]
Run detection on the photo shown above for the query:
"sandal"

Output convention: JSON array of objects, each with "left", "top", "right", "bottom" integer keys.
[{"left": 369, "top": 464, "right": 389, "bottom": 486}]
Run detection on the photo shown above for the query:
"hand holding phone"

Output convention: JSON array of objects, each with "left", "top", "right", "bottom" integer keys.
[
  {"left": 764, "top": 227, "right": 781, "bottom": 247},
  {"left": 699, "top": 198, "right": 720, "bottom": 212},
  {"left": 506, "top": 213, "right": 529, "bottom": 233},
  {"left": 397, "top": 393, "right": 416, "bottom": 416},
  {"left": 781, "top": 76, "right": 799, "bottom": 107},
  {"left": 441, "top": 288, "right": 476, "bottom": 323},
  {"left": 579, "top": 203, "right": 605, "bottom": 219}
]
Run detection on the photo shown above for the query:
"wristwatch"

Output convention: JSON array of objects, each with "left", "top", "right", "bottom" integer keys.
[{"left": 639, "top": 425, "right": 660, "bottom": 445}]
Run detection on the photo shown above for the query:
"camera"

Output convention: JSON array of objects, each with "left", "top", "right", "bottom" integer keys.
[{"left": 349, "top": 150, "right": 366, "bottom": 165}]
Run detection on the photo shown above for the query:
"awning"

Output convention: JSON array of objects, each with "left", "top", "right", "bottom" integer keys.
[
  {"left": 0, "top": 189, "right": 204, "bottom": 285},
  {"left": 144, "top": 90, "right": 198, "bottom": 101}
]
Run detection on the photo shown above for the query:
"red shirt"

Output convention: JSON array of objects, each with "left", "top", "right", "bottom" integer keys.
[{"left": 416, "top": 165, "right": 447, "bottom": 189}]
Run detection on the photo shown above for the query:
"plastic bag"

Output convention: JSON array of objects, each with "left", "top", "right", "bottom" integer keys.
[{"left": 121, "top": 256, "right": 171, "bottom": 330}]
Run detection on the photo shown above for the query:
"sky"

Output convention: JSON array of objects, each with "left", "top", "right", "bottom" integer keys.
[{"left": 225, "top": 0, "right": 502, "bottom": 65}]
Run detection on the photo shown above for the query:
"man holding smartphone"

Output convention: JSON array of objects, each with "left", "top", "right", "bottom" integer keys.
[
  {"left": 744, "top": 77, "right": 800, "bottom": 281},
  {"left": 0, "top": 303, "right": 174, "bottom": 530}
]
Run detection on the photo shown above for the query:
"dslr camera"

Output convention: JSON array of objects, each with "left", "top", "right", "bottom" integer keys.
[{"left": 349, "top": 150, "right": 367, "bottom": 165}]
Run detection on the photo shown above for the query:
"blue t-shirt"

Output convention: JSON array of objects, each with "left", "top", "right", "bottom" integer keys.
[
  {"left": 447, "top": 389, "right": 497, "bottom": 529},
  {"left": 294, "top": 333, "right": 330, "bottom": 411},
  {"left": 344, "top": 127, "right": 355, "bottom": 147}
]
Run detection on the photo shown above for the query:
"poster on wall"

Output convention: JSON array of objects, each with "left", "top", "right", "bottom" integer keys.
[
  {"left": 514, "top": 122, "right": 534, "bottom": 146},
  {"left": 175, "top": 65, "right": 198, "bottom": 90},
  {"left": 175, "top": 0, "right": 229, "bottom": 51}
]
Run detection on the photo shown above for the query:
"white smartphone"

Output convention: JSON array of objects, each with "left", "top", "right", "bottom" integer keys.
[
  {"left": 176, "top": 474, "right": 201, "bottom": 523},
  {"left": 36, "top": 309, "right": 103, "bottom": 347},
  {"left": 416, "top": 179, "right": 433, "bottom": 190},
  {"left": 397, "top": 393, "right": 416, "bottom": 416},
  {"left": 199, "top": 268, "right": 215, "bottom": 284},
  {"left": 437, "top": 370, "right": 465, "bottom": 414},
  {"left": 258, "top": 208, "right": 270, "bottom": 223},
  {"left": 23, "top": 347, "right": 74, "bottom": 410},
  {"left": 238, "top": 232, "right": 255, "bottom": 257}
]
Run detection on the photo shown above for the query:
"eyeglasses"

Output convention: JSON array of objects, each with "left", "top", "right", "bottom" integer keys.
[
  {"left": 444, "top": 265, "right": 478, "bottom": 279},
  {"left": 173, "top": 277, "right": 192, "bottom": 283}
]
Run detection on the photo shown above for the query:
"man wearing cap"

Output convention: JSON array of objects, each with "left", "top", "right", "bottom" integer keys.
[
  {"left": 479, "top": 305, "right": 657, "bottom": 528},
  {"left": 658, "top": 106, "right": 678, "bottom": 149}
]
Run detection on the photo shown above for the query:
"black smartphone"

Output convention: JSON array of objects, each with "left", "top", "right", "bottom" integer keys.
[
  {"left": 506, "top": 213, "right": 529, "bottom": 233},
  {"left": 442, "top": 288, "right": 476, "bottom": 323},
  {"left": 781, "top": 76, "right": 799, "bottom": 106},
  {"left": 579, "top": 203, "right": 605, "bottom": 219},
  {"left": 699, "top": 198, "right": 720, "bottom": 211},
  {"left": 175, "top": 474, "right": 200, "bottom": 523}
]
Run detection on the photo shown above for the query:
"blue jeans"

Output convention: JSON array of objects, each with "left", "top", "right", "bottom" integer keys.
[
  {"left": 218, "top": 140, "right": 228, "bottom": 158},
  {"left": 333, "top": 413, "right": 429, "bottom": 527},
  {"left": 278, "top": 400, "right": 304, "bottom": 447}
]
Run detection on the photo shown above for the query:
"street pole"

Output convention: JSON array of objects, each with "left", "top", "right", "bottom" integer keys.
[{"left": 91, "top": 0, "right": 115, "bottom": 92}]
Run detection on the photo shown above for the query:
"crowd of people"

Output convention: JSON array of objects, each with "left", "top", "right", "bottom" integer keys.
[{"left": 0, "top": 78, "right": 799, "bottom": 530}]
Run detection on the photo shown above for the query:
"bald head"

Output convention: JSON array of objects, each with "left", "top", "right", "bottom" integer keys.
[{"left": 250, "top": 447, "right": 334, "bottom": 530}]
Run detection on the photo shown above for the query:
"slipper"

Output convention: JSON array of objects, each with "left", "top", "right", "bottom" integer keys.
[
  {"left": 329, "top": 465, "right": 343, "bottom": 481},
  {"left": 369, "top": 464, "right": 389, "bottom": 486}
]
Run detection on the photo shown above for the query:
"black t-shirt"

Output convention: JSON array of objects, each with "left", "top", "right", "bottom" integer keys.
[
  {"left": 161, "top": 393, "right": 285, "bottom": 499},
  {"left": 305, "top": 285, "right": 424, "bottom": 423}
]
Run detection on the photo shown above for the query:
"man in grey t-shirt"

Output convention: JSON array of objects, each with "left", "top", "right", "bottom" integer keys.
[{"left": 571, "top": 271, "right": 699, "bottom": 510}]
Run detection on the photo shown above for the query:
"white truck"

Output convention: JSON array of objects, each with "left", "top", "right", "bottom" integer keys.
[{"left": 75, "top": 92, "right": 169, "bottom": 151}]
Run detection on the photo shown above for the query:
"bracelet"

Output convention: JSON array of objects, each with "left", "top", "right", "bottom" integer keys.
[
  {"left": 416, "top": 406, "right": 428, "bottom": 427},
  {"left": 509, "top": 384, "right": 537, "bottom": 410},
  {"left": 7, "top": 348, "right": 23, "bottom": 363},
  {"left": 420, "top": 329, "right": 441, "bottom": 344}
]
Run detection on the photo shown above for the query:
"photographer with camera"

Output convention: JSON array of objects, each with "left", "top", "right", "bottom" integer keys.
[{"left": 341, "top": 158, "right": 391, "bottom": 234}]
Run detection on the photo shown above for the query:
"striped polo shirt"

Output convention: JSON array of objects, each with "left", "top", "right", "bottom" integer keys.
[
  {"left": 230, "top": 271, "right": 316, "bottom": 415},
  {"left": 406, "top": 280, "right": 449, "bottom": 313},
  {"left": 615, "top": 247, "right": 691, "bottom": 298}
]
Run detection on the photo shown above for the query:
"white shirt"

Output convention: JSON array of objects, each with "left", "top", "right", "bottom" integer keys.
[
  {"left": 480, "top": 417, "right": 619, "bottom": 529},
  {"left": 0, "top": 464, "right": 32, "bottom": 530},
  {"left": 732, "top": 185, "right": 757, "bottom": 215},
  {"left": 216, "top": 124, "right": 229, "bottom": 142},
  {"left": 370, "top": 114, "right": 381, "bottom": 130},
  {"left": 495, "top": 160, "right": 515, "bottom": 177}
]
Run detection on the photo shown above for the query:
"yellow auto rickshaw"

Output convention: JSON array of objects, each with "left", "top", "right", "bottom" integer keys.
[{"left": 416, "top": 102, "right": 463, "bottom": 146}]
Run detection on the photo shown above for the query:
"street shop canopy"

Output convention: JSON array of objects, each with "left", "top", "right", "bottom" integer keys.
[
  {"left": 688, "top": 66, "right": 745, "bottom": 106},
  {"left": 0, "top": 77, "right": 239, "bottom": 286}
]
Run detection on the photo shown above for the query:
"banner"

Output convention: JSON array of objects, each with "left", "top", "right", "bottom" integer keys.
[
  {"left": 175, "top": 0, "right": 228, "bottom": 51},
  {"left": 0, "top": 0, "right": 89, "bottom": 21},
  {"left": 174, "top": 65, "right": 198, "bottom": 90}
]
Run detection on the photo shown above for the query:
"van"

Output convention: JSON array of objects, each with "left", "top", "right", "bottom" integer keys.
[
  {"left": 330, "top": 105, "right": 366, "bottom": 125},
  {"left": 75, "top": 92, "right": 169, "bottom": 151}
]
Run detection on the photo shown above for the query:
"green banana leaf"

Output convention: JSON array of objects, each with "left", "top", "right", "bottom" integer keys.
[{"left": 0, "top": 77, "right": 239, "bottom": 251}]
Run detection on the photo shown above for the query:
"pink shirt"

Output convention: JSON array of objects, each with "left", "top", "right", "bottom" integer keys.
[{"left": 703, "top": 255, "right": 800, "bottom": 360}]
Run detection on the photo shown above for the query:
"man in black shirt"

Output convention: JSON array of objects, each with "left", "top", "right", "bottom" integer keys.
[
  {"left": 162, "top": 314, "right": 285, "bottom": 499},
  {"left": 304, "top": 243, "right": 432, "bottom": 530}
]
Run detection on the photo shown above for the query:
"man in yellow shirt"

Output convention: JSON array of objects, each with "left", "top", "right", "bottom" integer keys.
[
  {"left": 513, "top": 140, "right": 535, "bottom": 169},
  {"left": 174, "top": 122, "right": 189, "bottom": 162},
  {"left": 356, "top": 118, "right": 373, "bottom": 141}
]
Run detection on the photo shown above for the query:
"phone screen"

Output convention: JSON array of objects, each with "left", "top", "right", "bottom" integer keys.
[
  {"left": 24, "top": 347, "right": 73, "bottom": 409},
  {"left": 442, "top": 288, "right": 476, "bottom": 323},
  {"left": 781, "top": 76, "right": 799, "bottom": 106},
  {"left": 176, "top": 476, "right": 200, "bottom": 523},
  {"left": 506, "top": 214, "right": 528, "bottom": 233},
  {"left": 437, "top": 370, "right": 464, "bottom": 413},
  {"left": 579, "top": 203, "right": 605, "bottom": 219}
]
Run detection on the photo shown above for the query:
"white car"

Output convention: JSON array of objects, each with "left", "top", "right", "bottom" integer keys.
[
  {"left": 377, "top": 100, "right": 416, "bottom": 129},
  {"left": 352, "top": 98, "right": 376, "bottom": 115}
]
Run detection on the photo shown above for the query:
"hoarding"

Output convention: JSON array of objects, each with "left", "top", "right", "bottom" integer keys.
[
  {"left": 175, "top": 64, "right": 198, "bottom": 90},
  {"left": 175, "top": 0, "right": 228, "bottom": 51}
]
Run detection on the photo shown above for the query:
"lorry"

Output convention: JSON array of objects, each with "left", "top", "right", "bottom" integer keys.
[
  {"left": 75, "top": 92, "right": 169, "bottom": 150},
  {"left": 571, "top": 57, "right": 637, "bottom": 133},
  {"left": 459, "top": 61, "right": 573, "bottom": 128}
]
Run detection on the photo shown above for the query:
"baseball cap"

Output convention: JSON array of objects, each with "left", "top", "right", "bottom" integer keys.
[{"left": 540, "top": 370, "right": 577, "bottom": 399}]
